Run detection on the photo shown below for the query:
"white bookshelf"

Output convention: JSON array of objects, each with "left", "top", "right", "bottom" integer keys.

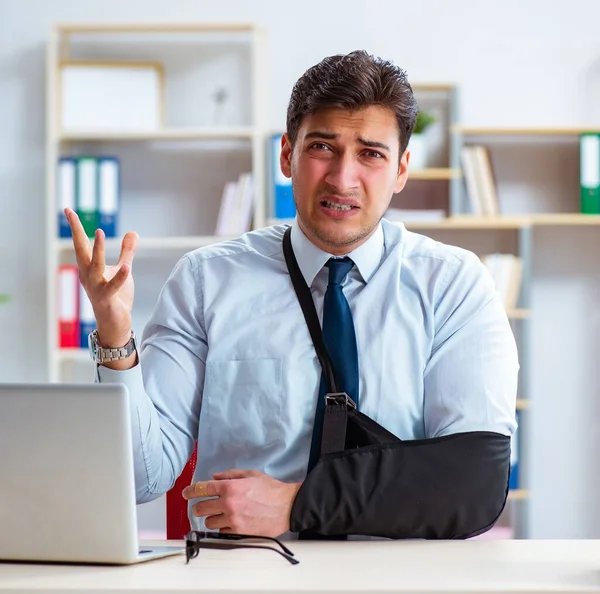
[{"left": 46, "top": 22, "right": 267, "bottom": 383}]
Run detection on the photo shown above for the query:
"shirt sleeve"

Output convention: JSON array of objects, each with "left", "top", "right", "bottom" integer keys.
[
  {"left": 95, "top": 254, "right": 207, "bottom": 503},
  {"left": 424, "top": 250, "right": 519, "bottom": 439}
]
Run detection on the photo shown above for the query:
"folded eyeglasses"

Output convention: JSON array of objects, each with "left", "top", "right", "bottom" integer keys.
[{"left": 185, "top": 530, "right": 299, "bottom": 565}]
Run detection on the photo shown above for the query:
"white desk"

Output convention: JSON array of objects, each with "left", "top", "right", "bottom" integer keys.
[{"left": 2, "top": 539, "right": 600, "bottom": 593}]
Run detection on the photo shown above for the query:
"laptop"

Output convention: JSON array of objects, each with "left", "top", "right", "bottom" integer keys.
[{"left": 0, "top": 382, "right": 184, "bottom": 564}]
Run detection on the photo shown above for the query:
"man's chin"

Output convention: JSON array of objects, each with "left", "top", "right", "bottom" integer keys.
[{"left": 312, "top": 223, "right": 368, "bottom": 249}]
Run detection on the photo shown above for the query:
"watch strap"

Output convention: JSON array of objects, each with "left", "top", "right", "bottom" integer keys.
[{"left": 91, "top": 331, "right": 136, "bottom": 363}]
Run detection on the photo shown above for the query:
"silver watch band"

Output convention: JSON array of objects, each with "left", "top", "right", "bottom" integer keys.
[
  {"left": 89, "top": 330, "right": 136, "bottom": 363},
  {"left": 97, "top": 342, "right": 134, "bottom": 363}
]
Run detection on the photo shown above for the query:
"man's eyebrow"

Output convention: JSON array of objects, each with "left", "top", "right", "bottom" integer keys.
[
  {"left": 304, "top": 131, "right": 391, "bottom": 152},
  {"left": 304, "top": 131, "right": 338, "bottom": 140},
  {"left": 357, "top": 137, "right": 391, "bottom": 152}
]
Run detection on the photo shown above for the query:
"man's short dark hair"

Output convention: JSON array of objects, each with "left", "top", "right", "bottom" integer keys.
[{"left": 286, "top": 50, "right": 419, "bottom": 159}]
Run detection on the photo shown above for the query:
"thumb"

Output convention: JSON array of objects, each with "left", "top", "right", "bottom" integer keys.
[{"left": 212, "top": 468, "right": 263, "bottom": 480}]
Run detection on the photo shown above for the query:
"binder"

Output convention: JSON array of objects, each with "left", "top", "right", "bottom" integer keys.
[
  {"left": 460, "top": 146, "right": 483, "bottom": 216},
  {"left": 57, "top": 157, "right": 76, "bottom": 238},
  {"left": 76, "top": 156, "right": 99, "bottom": 237},
  {"left": 235, "top": 172, "right": 254, "bottom": 235},
  {"left": 79, "top": 282, "right": 96, "bottom": 348},
  {"left": 271, "top": 134, "right": 295, "bottom": 219},
  {"left": 215, "top": 180, "right": 239, "bottom": 236},
  {"left": 580, "top": 133, "right": 600, "bottom": 214},
  {"left": 98, "top": 157, "right": 120, "bottom": 238},
  {"left": 509, "top": 412, "right": 519, "bottom": 491},
  {"left": 473, "top": 146, "right": 499, "bottom": 216},
  {"left": 58, "top": 265, "right": 79, "bottom": 348}
]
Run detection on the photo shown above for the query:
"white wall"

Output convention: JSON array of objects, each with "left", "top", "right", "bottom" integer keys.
[{"left": 2, "top": 0, "right": 600, "bottom": 539}]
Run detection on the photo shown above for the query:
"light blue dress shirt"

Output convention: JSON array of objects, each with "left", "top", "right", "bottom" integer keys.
[{"left": 97, "top": 218, "right": 519, "bottom": 529}]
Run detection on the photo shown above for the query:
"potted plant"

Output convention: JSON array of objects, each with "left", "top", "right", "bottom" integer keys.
[{"left": 407, "top": 109, "right": 436, "bottom": 170}]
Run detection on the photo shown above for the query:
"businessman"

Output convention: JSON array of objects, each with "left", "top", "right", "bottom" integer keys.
[{"left": 67, "top": 49, "right": 518, "bottom": 539}]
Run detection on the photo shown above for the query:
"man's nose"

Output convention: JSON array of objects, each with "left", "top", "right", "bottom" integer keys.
[{"left": 324, "top": 152, "right": 360, "bottom": 193}]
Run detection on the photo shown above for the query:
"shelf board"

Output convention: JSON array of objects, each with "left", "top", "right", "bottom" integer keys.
[
  {"left": 56, "top": 348, "right": 90, "bottom": 363},
  {"left": 411, "top": 83, "right": 454, "bottom": 92},
  {"left": 404, "top": 214, "right": 600, "bottom": 229},
  {"left": 55, "top": 23, "right": 256, "bottom": 34},
  {"left": 56, "top": 235, "right": 232, "bottom": 253},
  {"left": 408, "top": 168, "right": 462, "bottom": 180},
  {"left": 452, "top": 125, "right": 600, "bottom": 136},
  {"left": 516, "top": 399, "right": 530, "bottom": 410},
  {"left": 404, "top": 216, "right": 529, "bottom": 230},
  {"left": 531, "top": 213, "right": 600, "bottom": 226},
  {"left": 57, "top": 127, "right": 255, "bottom": 142},
  {"left": 507, "top": 309, "right": 531, "bottom": 319},
  {"left": 508, "top": 489, "right": 529, "bottom": 501}
]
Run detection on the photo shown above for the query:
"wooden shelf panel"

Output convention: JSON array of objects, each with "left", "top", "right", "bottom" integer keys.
[
  {"left": 408, "top": 168, "right": 461, "bottom": 180},
  {"left": 55, "top": 23, "right": 256, "bottom": 34},
  {"left": 508, "top": 489, "right": 529, "bottom": 501},
  {"left": 57, "top": 127, "right": 255, "bottom": 142},
  {"left": 452, "top": 126, "right": 600, "bottom": 136},
  {"left": 406, "top": 214, "right": 600, "bottom": 229},
  {"left": 531, "top": 213, "right": 600, "bottom": 226},
  {"left": 405, "top": 216, "right": 528, "bottom": 230},
  {"left": 411, "top": 83, "right": 454, "bottom": 92},
  {"left": 507, "top": 309, "right": 531, "bottom": 320}
]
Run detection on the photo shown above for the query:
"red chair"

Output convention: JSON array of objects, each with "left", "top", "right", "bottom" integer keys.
[{"left": 166, "top": 445, "right": 197, "bottom": 540}]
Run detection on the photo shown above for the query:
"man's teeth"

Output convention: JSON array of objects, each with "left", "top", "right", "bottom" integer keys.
[{"left": 324, "top": 201, "right": 353, "bottom": 211}]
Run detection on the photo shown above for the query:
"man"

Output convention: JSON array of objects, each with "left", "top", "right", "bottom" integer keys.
[{"left": 67, "top": 50, "right": 518, "bottom": 540}]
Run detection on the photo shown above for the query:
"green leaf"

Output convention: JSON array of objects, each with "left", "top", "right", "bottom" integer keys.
[{"left": 413, "top": 109, "right": 436, "bottom": 134}]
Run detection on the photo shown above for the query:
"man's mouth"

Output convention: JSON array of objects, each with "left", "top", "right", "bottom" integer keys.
[{"left": 321, "top": 200, "right": 358, "bottom": 211}]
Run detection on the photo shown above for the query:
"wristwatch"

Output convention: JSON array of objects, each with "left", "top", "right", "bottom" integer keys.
[{"left": 88, "top": 330, "right": 137, "bottom": 364}]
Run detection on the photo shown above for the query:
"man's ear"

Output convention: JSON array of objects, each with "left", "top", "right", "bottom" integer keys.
[
  {"left": 280, "top": 133, "right": 293, "bottom": 179},
  {"left": 394, "top": 149, "right": 410, "bottom": 194}
]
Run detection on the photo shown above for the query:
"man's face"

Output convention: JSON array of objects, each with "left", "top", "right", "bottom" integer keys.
[{"left": 280, "top": 105, "right": 409, "bottom": 255}]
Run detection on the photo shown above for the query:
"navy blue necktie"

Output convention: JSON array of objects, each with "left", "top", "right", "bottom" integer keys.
[{"left": 307, "top": 257, "right": 359, "bottom": 472}]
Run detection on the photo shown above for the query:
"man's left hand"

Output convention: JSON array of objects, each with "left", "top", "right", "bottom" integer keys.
[{"left": 181, "top": 469, "right": 302, "bottom": 538}]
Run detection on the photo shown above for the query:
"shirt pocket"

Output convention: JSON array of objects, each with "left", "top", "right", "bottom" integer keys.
[{"left": 202, "top": 358, "right": 284, "bottom": 451}]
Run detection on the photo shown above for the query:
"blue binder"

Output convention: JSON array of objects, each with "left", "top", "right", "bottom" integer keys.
[
  {"left": 98, "top": 157, "right": 120, "bottom": 238},
  {"left": 509, "top": 412, "right": 519, "bottom": 490},
  {"left": 271, "top": 134, "right": 295, "bottom": 219}
]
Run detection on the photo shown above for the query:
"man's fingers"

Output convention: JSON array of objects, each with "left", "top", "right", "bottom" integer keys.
[
  {"left": 204, "top": 514, "right": 231, "bottom": 530},
  {"left": 117, "top": 231, "right": 139, "bottom": 269},
  {"left": 212, "top": 469, "right": 262, "bottom": 480},
  {"left": 65, "top": 208, "right": 92, "bottom": 268},
  {"left": 182, "top": 480, "right": 219, "bottom": 500},
  {"left": 192, "top": 497, "right": 224, "bottom": 518},
  {"left": 89, "top": 229, "right": 106, "bottom": 282},
  {"left": 104, "top": 264, "right": 130, "bottom": 297}
]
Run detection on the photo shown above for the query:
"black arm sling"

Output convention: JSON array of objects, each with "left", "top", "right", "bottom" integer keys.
[{"left": 282, "top": 226, "right": 511, "bottom": 539}]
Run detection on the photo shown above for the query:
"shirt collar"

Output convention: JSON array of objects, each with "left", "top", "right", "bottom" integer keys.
[{"left": 290, "top": 219, "right": 385, "bottom": 286}]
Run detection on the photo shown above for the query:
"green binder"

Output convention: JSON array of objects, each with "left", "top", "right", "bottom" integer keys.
[{"left": 580, "top": 133, "right": 600, "bottom": 214}]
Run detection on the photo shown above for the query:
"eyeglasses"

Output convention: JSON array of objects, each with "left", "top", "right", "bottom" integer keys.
[{"left": 185, "top": 530, "right": 299, "bottom": 565}]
